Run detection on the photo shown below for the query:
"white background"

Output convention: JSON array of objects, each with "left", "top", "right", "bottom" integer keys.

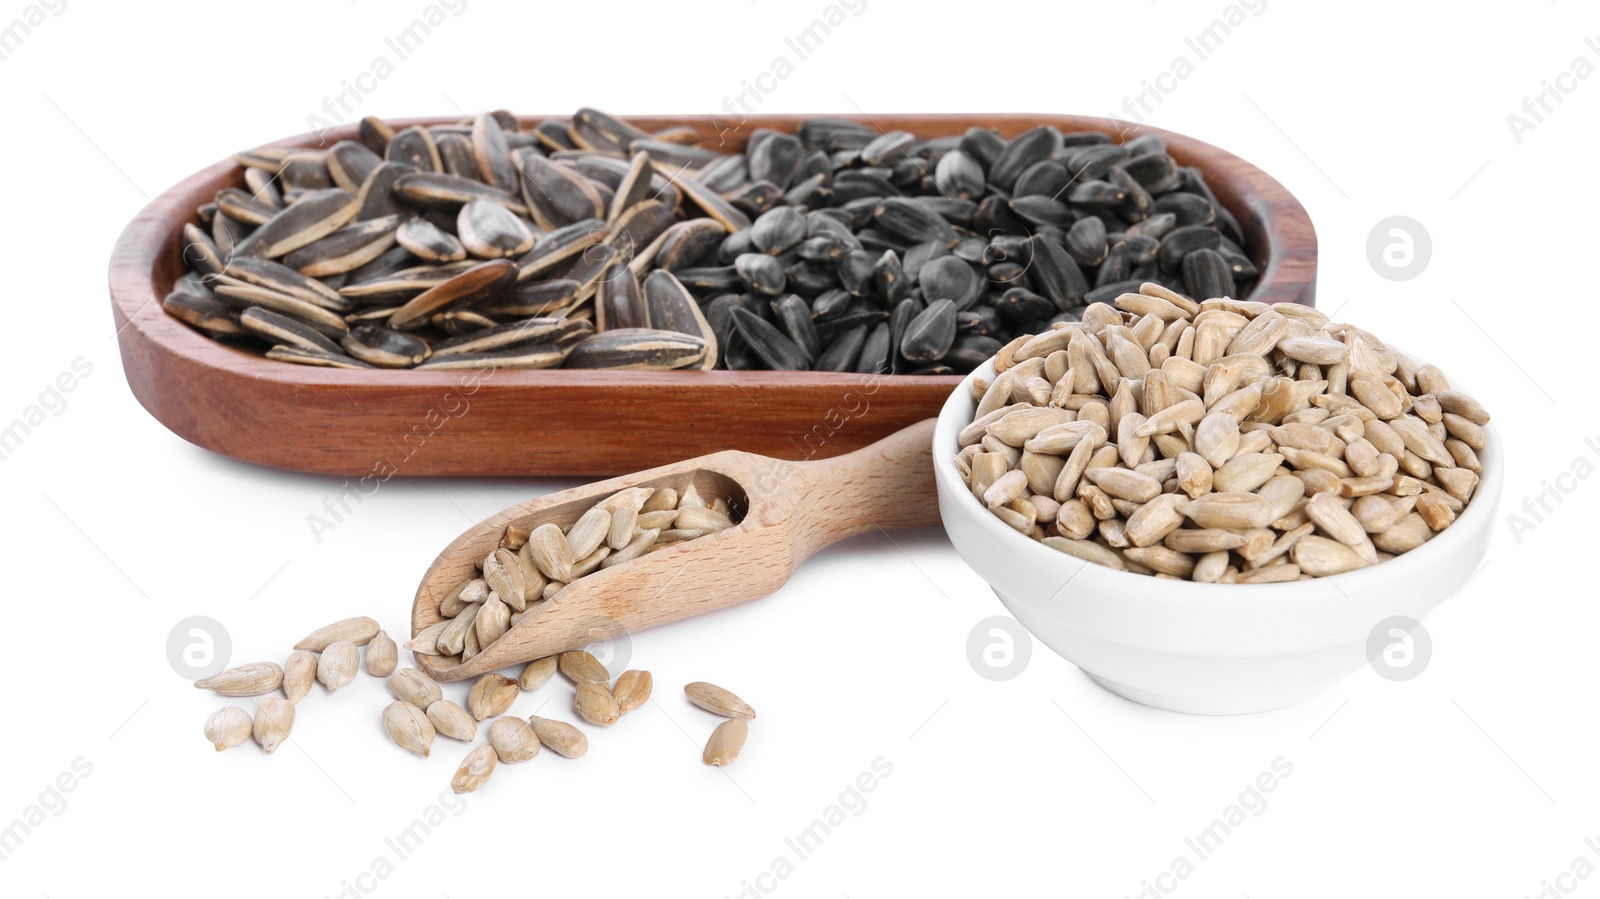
[{"left": 1, "top": 1, "right": 1595, "bottom": 897}]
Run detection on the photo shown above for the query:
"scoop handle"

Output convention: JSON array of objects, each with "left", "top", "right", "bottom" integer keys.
[{"left": 772, "top": 418, "right": 940, "bottom": 563}]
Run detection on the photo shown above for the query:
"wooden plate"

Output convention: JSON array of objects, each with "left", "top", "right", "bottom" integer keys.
[{"left": 109, "top": 113, "right": 1317, "bottom": 477}]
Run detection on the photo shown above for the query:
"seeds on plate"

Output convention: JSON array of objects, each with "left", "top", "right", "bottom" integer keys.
[
  {"left": 169, "top": 109, "right": 1261, "bottom": 374},
  {"left": 953, "top": 283, "right": 1491, "bottom": 581}
]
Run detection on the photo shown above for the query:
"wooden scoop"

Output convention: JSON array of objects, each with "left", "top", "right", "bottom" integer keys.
[{"left": 411, "top": 418, "right": 938, "bottom": 681}]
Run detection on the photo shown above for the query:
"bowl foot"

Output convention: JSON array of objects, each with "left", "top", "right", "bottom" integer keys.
[{"left": 1085, "top": 673, "right": 1326, "bottom": 716}]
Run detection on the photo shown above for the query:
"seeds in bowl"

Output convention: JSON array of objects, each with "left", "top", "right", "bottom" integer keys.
[
  {"left": 952, "top": 283, "right": 1490, "bottom": 582},
  {"left": 167, "top": 108, "right": 1262, "bottom": 375}
]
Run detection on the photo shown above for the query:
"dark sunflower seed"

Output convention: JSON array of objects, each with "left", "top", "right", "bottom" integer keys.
[
  {"left": 815, "top": 324, "right": 867, "bottom": 372},
  {"left": 735, "top": 253, "right": 786, "bottom": 296},
  {"left": 471, "top": 113, "right": 521, "bottom": 194},
  {"left": 1181, "top": 247, "right": 1234, "bottom": 300},
  {"left": 358, "top": 116, "right": 395, "bottom": 156},
  {"left": 281, "top": 214, "right": 404, "bottom": 278},
  {"left": 651, "top": 219, "right": 726, "bottom": 272},
  {"left": 731, "top": 307, "right": 808, "bottom": 370},
  {"left": 163, "top": 285, "right": 247, "bottom": 337},
  {"left": 388, "top": 259, "right": 517, "bottom": 330},
  {"left": 386, "top": 126, "right": 443, "bottom": 172},
  {"left": 429, "top": 317, "right": 570, "bottom": 357},
  {"left": 233, "top": 188, "right": 360, "bottom": 259},
  {"left": 222, "top": 256, "right": 350, "bottom": 311},
  {"left": 750, "top": 206, "right": 807, "bottom": 256},
  {"left": 265, "top": 345, "right": 374, "bottom": 369},
  {"left": 327, "top": 141, "right": 384, "bottom": 194},
  {"left": 517, "top": 218, "right": 605, "bottom": 280},
  {"left": 1024, "top": 234, "right": 1088, "bottom": 309},
  {"left": 520, "top": 155, "right": 607, "bottom": 230},
  {"left": 989, "top": 125, "right": 1061, "bottom": 192},
  {"left": 608, "top": 152, "right": 656, "bottom": 226},
  {"left": 571, "top": 108, "right": 651, "bottom": 155},
  {"left": 341, "top": 324, "right": 431, "bottom": 367},
  {"left": 481, "top": 278, "right": 582, "bottom": 318},
  {"left": 564, "top": 328, "right": 707, "bottom": 370},
  {"left": 772, "top": 293, "right": 819, "bottom": 361},
  {"left": 416, "top": 343, "right": 565, "bottom": 371},
  {"left": 394, "top": 172, "right": 524, "bottom": 212},
  {"left": 397, "top": 218, "right": 467, "bottom": 264},
  {"left": 853, "top": 322, "right": 890, "bottom": 374},
  {"left": 597, "top": 266, "right": 649, "bottom": 331},
  {"left": 458, "top": 200, "right": 535, "bottom": 259},
  {"left": 899, "top": 299, "right": 957, "bottom": 364}
]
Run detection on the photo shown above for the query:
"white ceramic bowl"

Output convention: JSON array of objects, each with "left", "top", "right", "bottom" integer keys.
[{"left": 933, "top": 358, "right": 1503, "bottom": 715}]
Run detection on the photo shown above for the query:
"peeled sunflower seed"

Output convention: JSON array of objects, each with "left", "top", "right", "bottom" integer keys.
[
  {"left": 283, "top": 651, "right": 318, "bottom": 703},
  {"left": 684, "top": 681, "right": 756, "bottom": 719},
  {"left": 488, "top": 717, "right": 542, "bottom": 763},
  {"left": 575, "top": 681, "right": 621, "bottom": 726},
  {"left": 253, "top": 697, "right": 295, "bottom": 754},
  {"left": 427, "top": 701, "right": 478, "bottom": 742},
  {"left": 559, "top": 650, "right": 610, "bottom": 684},
  {"left": 295, "top": 616, "right": 380, "bottom": 651},
  {"left": 203, "top": 707, "right": 253, "bottom": 752},
  {"left": 194, "top": 663, "right": 283, "bottom": 697},
  {"left": 523, "top": 717, "right": 584, "bottom": 760},
  {"left": 702, "top": 718, "right": 749, "bottom": 767},
  {"left": 612, "top": 669, "right": 653, "bottom": 715},
  {"left": 316, "top": 641, "right": 359, "bottom": 692},
  {"left": 516, "top": 656, "right": 559, "bottom": 693},
  {"left": 390, "top": 667, "right": 443, "bottom": 709},
  {"left": 383, "top": 701, "right": 436, "bottom": 758},
  {"left": 450, "top": 742, "right": 498, "bottom": 794},
  {"left": 467, "top": 673, "right": 519, "bottom": 721}
]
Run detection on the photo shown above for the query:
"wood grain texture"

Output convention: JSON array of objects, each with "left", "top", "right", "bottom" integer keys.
[
  {"left": 411, "top": 419, "right": 939, "bottom": 681},
  {"left": 109, "top": 113, "right": 1317, "bottom": 477}
]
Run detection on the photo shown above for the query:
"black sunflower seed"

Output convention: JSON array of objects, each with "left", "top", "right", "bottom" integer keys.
[
  {"left": 934, "top": 149, "right": 984, "bottom": 200},
  {"left": 899, "top": 299, "right": 957, "bottom": 364},
  {"left": 815, "top": 325, "right": 867, "bottom": 372},
  {"left": 751, "top": 206, "right": 807, "bottom": 256},
  {"left": 773, "top": 293, "right": 820, "bottom": 360},
  {"left": 989, "top": 125, "right": 1061, "bottom": 192},
  {"left": 1182, "top": 247, "right": 1234, "bottom": 300},
  {"left": 735, "top": 253, "right": 786, "bottom": 296},
  {"left": 731, "top": 307, "right": 808, "bottom": 370},
  {"left": 856, "top": 322, "right": 892, "bottom": 374}
]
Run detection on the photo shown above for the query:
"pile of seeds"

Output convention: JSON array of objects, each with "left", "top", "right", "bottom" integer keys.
[
  {"left": 195, "top": 614, "right": 756, "bottom": 791},
  {"left": 165, "top": 107, "right": 1259, "bottom": 374},
  {"left": 196, "top": 616, "right": 397, "bottom": 753},
  {"left": 954, "top": 283, "right": 1491, "bottom": 582},
  {"left": 409, "top": 481, "right": 740, "bottom": 668}
]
